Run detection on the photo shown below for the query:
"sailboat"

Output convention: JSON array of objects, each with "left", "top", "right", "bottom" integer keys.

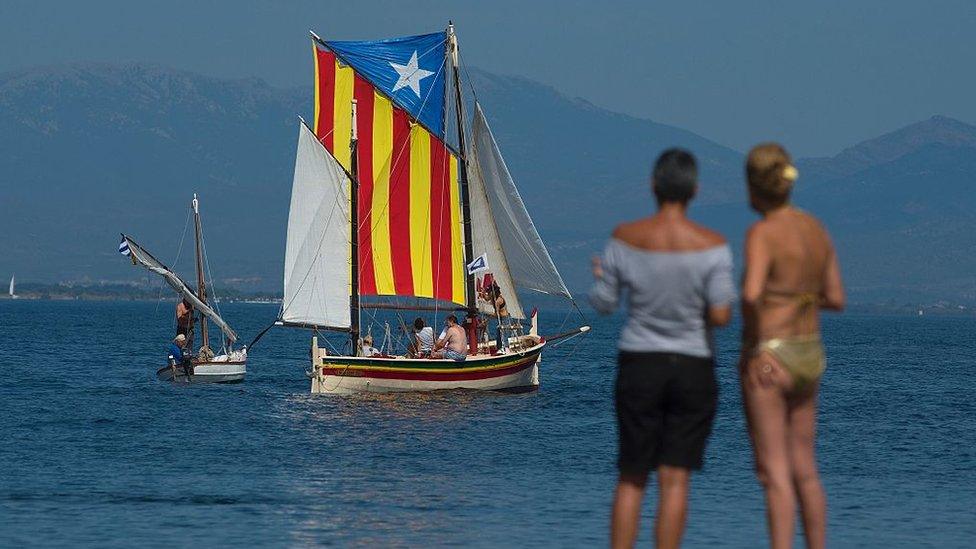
[
  {"left": 8, "top": 274, "right": 16, "bottom": 299},
  {"left": 120, "top": 194, "right": 246, "bottom": 383},
  {"left": 275, "top": 24, "right": 587, "bottom": 394}
]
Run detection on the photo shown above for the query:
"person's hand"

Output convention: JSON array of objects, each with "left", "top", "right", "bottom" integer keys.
[{"left": 591, "top": 256, "right": 603, "bottom": 280}]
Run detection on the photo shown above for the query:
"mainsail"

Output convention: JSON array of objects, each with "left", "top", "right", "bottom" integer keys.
[
  {"left": 282, "top": 122, "right": 353, "bottom": 329},
  {"left": 120, "top": 234, "right": 238, "bottom": 343},
  {"left": 469, "top": 103, "right": 571, "bottom": 302}
]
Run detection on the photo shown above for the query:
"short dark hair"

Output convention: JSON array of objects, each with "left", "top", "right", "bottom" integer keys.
[
  {"left": 446, "top": 314, "right": 458, "bottom": 324},
  {"left": 652, "top": 148, "right": 697, "bottom": 204},
  {"left": 414, "top": 317, "right": 425, "bottom": 330}
]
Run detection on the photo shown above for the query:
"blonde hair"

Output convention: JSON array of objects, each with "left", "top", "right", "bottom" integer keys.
[{"left": 746, "top": 142, "right": 798, "bottom": 205}]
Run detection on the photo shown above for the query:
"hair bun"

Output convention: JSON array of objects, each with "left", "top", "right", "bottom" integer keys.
[{"left": 782, "top": 165, "right": 799, "bottom": 182}]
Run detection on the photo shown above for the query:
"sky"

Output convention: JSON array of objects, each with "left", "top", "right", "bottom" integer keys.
[{"left": 1, "top": 0, "right": 974, "bottom": 157}]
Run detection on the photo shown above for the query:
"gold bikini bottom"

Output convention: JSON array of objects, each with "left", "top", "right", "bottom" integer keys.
[{"left": 755, "top": 334, "right": 826, "bottom": 391}]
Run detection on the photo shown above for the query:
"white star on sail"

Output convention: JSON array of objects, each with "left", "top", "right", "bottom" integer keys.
[{"left": 389, "top": 51, "right": 434, "bottom": 98}]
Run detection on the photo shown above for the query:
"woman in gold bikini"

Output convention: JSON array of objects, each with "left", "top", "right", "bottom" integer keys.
[{"left": 740, "top": 143, "right": 845, "bottom": 549}]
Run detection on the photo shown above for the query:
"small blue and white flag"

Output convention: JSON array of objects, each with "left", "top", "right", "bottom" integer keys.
[
  {"left": 466, "top": 253, "right": 489, "bottom": 275},
  {"left": 118, "top": 238, "right": 131, "bottom": 257}
]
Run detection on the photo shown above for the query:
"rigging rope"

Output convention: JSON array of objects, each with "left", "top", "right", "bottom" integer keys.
[{"left": 154, "top": 207, "right": 192, "bottom": 317}]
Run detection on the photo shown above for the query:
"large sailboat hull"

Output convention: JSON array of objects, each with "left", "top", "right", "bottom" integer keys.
[
  {"left": 310, "top": 340, "right": 544, "bottom": 394},
  {"left": 157, "top": 355, "right": 247, "bottom": 384}
]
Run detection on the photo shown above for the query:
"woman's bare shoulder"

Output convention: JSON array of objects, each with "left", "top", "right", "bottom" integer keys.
[
  {"left": 795, "top": 209, "right": 833, "bottom": 242},
  {"left": 745, "top": 218, "right": 772, "bottom": 241},
  {"left": 611, "top": 218, "right": 655, "bottom": 247}
]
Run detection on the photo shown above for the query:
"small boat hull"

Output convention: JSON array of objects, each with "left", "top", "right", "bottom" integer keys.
[
  {"left": 157, "top": 357, "right": 246, "bottom": 384},
  {"left": 310, "top": 338, "right": 544, "bottom": 394}
]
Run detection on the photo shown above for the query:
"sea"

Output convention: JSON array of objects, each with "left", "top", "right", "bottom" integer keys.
[{"left": 1, "top": 300, "right": 974, "bottom": 547}]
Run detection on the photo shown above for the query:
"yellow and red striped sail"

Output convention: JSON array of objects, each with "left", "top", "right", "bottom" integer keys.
[{"left": 313, "top": 45, "right": 465, "bottom": 305}]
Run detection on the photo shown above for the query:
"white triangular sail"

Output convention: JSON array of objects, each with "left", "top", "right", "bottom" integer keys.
[
  {"left": 282, "top": 121, "right": 352, "bottom": 329},
  {"left": 470, "top": 103, "right": 571, "bottom": 301},
  {"left": 468, "top": 135, "right": 525, "bottom": 319},
  {"left": 8, "top": 275, "right": 13, "bottom": 297},
  {"left": 120, "top": 234, "right": 238, "bottom": 343}
]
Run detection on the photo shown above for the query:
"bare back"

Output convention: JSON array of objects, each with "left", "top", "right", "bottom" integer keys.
[
  {"left": 742, "top": 207, "right": 844, "bottom": 341},
  {"left": 445, "top": 325, "right": 467, "bottom": 353}
]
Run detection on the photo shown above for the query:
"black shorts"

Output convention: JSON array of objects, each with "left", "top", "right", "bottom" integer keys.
[{"left": 615, "top": 351, "right": 718, "bottom": 476}]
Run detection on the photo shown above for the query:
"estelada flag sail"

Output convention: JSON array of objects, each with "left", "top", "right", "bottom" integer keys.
[
  {"left": 312, "top": 34, "right": 465, "bottom": 306},
  {"left": 322, "top": 32, "right": 447, "bottom": 137}
]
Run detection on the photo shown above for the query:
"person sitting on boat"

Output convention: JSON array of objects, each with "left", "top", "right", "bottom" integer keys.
[
  {"left": 410, "top": 317, "right": 435, "bottom": 357},
  {"left": 175, "top": 298, "right": 192, "bottom": 337},
  {"left": 432, "top": 315, "right": 467, "bottom": 361},
  {"left": 360, "top": 335, "right": 380, "bottom": 357},
  {"left": 169, "top": 334, "right": 188, "bottom": 365}
]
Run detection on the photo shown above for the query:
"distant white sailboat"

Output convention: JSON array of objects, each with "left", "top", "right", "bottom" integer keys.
[{"left": 8, "top": 274, "right": 17, "bottom": 299}]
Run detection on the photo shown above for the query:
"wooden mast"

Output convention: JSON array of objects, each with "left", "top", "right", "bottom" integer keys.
[
  {"left": 448, "top": 23, "right": 480, "bottom": 353},
  {"left": 349, "top": 100, "right": 361, "bottom": 355},
  {"left": 192, "top": 194, "right": 208, "bottom": 351}
]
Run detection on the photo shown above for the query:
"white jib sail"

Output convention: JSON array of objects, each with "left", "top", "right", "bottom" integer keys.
[
  {"left": 468, "top": 134, "right": 525, "bottom": 320},
  {"left": 8, "top": 275, "right": 13, "bottom": 296},
  {"left": 281, "top": 121, "right": 352, "bottom": 329},
  {"left": 471, "top": 103, "right": 572, "bottom": 300},
  {"left": 120, "top": 234, "right": 239, "bottom": 343}
]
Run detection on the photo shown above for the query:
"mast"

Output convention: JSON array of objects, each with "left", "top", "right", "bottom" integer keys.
[
  {"left": 448, "top": 23, "right": 477, "bottom": 314},
  {"left": 349, "top": 100, "right": 361, "bottom": 354},
  {"left": 192, "top": 194, "right": 208, "bottom": 350}
]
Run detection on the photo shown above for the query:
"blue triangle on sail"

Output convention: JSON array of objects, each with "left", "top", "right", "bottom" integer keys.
[{"left": 322, "top": 32, "right": 448, "bottom": 136}]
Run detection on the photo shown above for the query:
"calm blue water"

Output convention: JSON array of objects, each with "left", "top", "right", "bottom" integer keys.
[{"left": 1, "top": 300, "right": 974, "bottom": 547}]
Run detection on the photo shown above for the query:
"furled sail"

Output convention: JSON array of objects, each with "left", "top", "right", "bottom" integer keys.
[
  {"left": 120, "top": 234, "right": 238, "bottom": 343},
  {"left": 311, "top": 36, "right": 466, "bottom": 306},
  {"left": 468, "top": 138, "right": 525, "bottom": 320},
  {"left": 470, "top": 103, "right": 571, "bottom": 299},
  {"left": 282, "top": 122, "right": 352, "bottom": 329}
]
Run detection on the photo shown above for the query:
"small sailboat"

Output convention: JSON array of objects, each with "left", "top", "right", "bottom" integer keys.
[
  {"left": 272, "top": 24, "right": 587, "bottom": 394},
  {"left": 8, "top": 274, "right": 16, "bottom": 299},
  {"left": 120, "top": 194, "right": 246, "bottom": 383}
]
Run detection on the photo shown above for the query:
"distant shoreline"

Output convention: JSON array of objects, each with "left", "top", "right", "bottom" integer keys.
[
  {"left": 1, "top": 294, "right": 971, "bottom": 318},
  {"left": 1, "top": 295, "right": 281, "bottom": 304}
]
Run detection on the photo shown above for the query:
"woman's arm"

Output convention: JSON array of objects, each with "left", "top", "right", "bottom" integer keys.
[
  {"left": 705, "top": 245, "right": 735, "bottom": 327},
  {"left": 820, "top": 239, "right": 845, "bottom": 311},
  {"left": 740, "top": 224, "right": 772, "bottom": 349},
  {"left": 588, "top": 240, "right": 622, "bottom": 315},
  {"left": 707, "top": 305, "right": 732, "bottom": 327}
]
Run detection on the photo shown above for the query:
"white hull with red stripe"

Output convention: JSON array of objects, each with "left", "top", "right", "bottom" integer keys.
[{"left": 309, "top": 337, "right": 544, "bottom": 394}]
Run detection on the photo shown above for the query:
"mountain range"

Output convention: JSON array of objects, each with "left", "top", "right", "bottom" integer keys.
[{"left": 1, "top": 63, "right": 974, "bottom": 305}]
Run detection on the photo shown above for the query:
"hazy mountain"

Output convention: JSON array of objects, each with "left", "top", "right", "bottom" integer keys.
[
  {"left": 1, "top": 63, "right": 974, "bottom": 304},
  {"left": 0, "top": 62, "right": 740, "bottom": 290},
  {"left": 796, "top": 117, "right": 976, "bottom": 303}
]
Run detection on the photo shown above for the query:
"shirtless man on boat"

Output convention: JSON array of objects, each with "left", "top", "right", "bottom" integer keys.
[
  {"left": 432, "top": 315, "right": 467, "bottom": 361},
  {"left": 175, "top": 298, "right": 192, "bottom": 337}
]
